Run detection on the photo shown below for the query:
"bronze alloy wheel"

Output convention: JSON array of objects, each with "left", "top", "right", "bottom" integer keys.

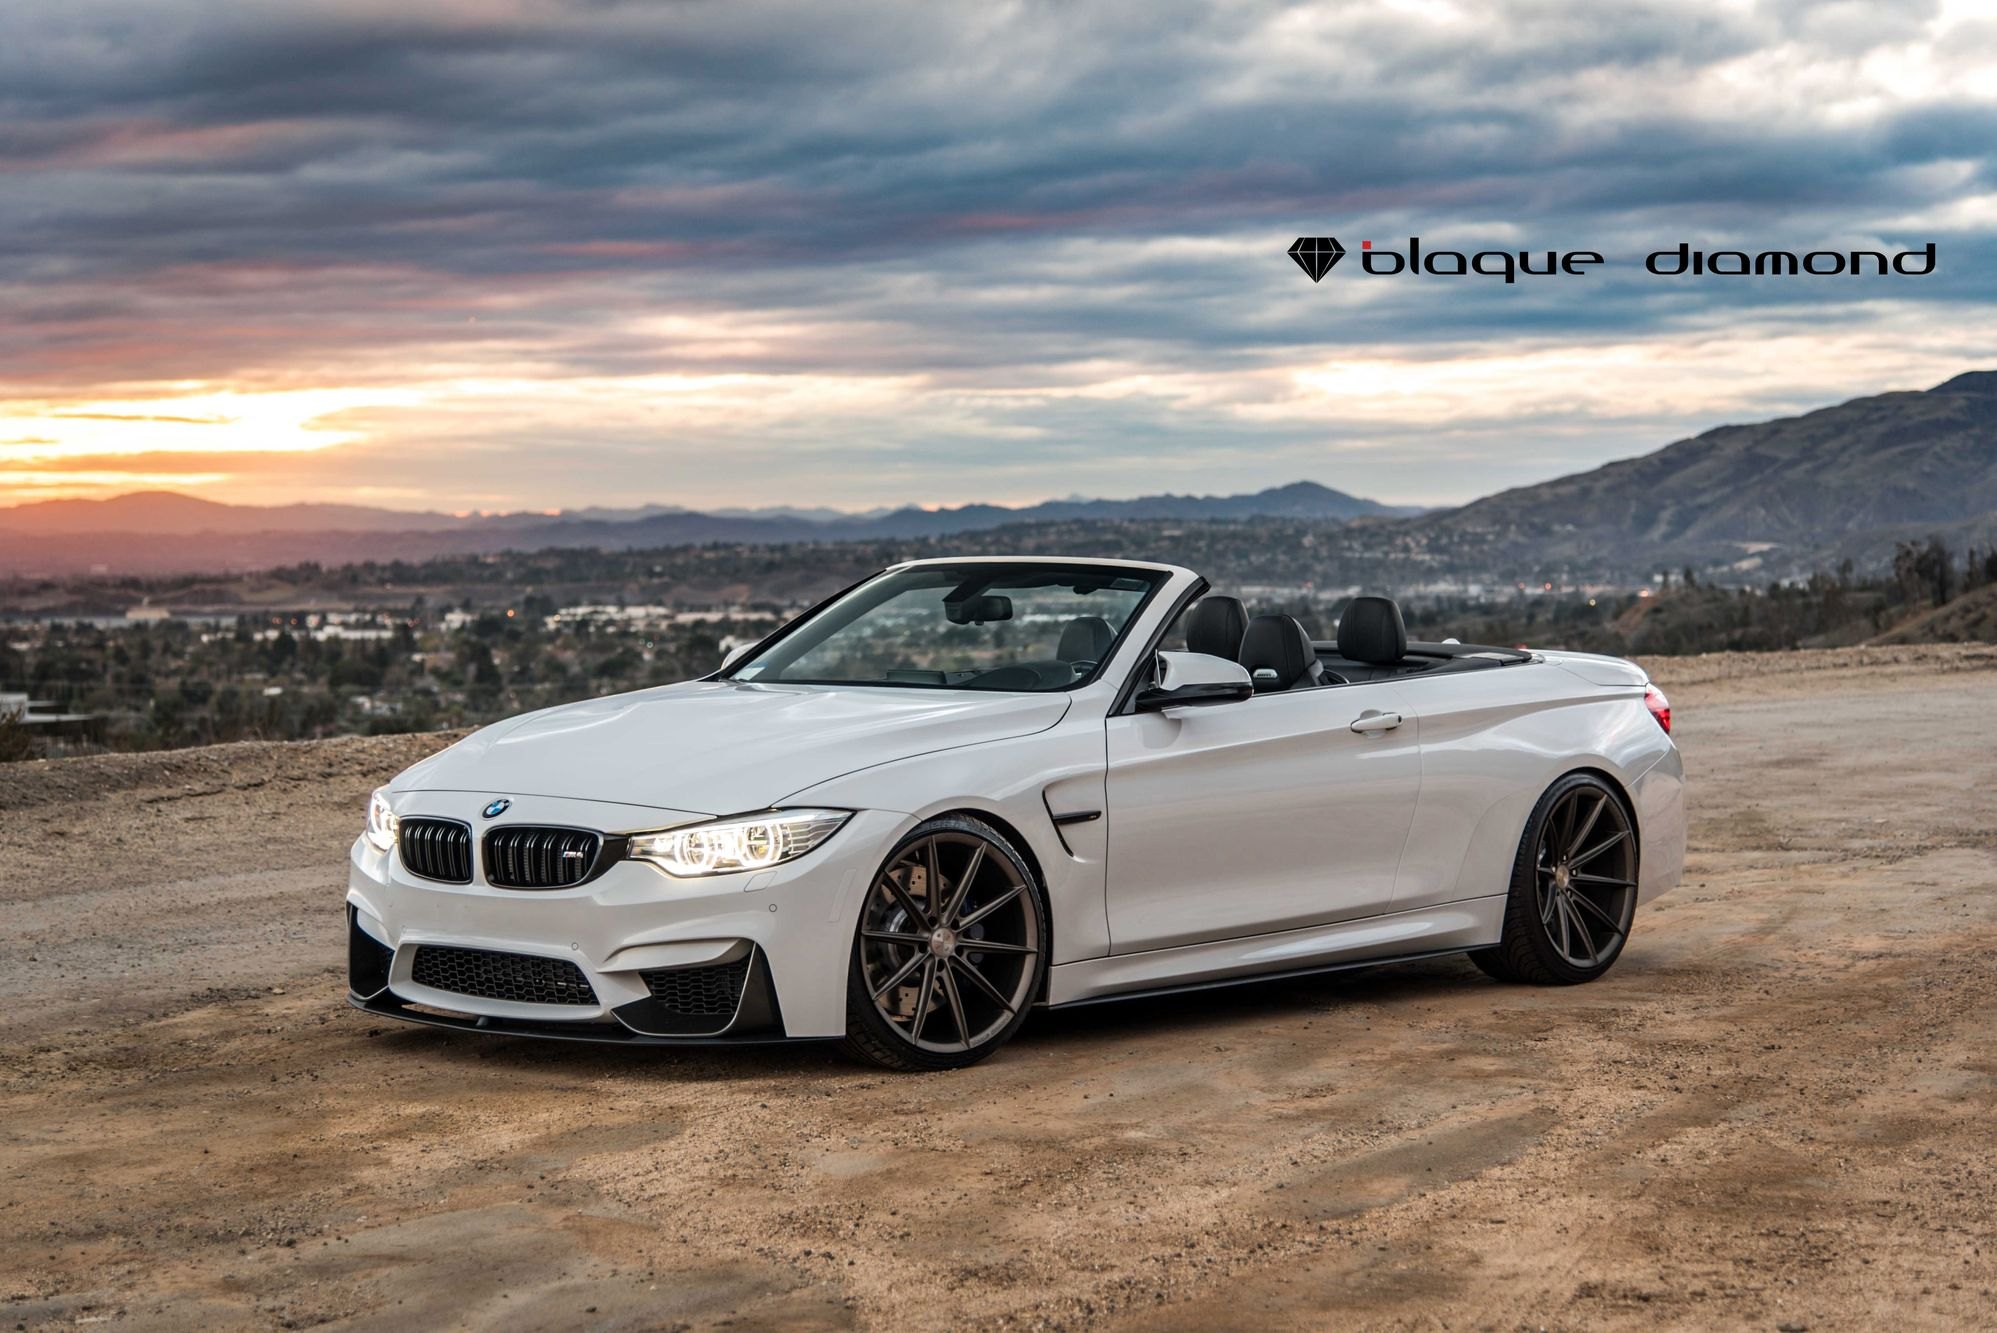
[
  {"left": 1472, "top": 772, "right": 1640, "bottom": 985},
  {"left": 842, "top": 815, "right": 1047, "bottom": 1071}
]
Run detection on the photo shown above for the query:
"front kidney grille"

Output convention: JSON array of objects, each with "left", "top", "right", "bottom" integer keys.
[
  {"left": 399, "top": 818, "right": 473, "bottom": 884},
  {"left": 410, "top": 945, "right": 598, "bottom": 1006},
  {"left": 641, "top": 956, "right": 751, "bottom": 1018},
  {"left": 483, "top": 826, "right": 604, "bottom": 889}
]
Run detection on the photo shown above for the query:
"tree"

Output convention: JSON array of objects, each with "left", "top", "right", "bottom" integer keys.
[
  {"left": 0, "top": 713, "right": 37, "bottom": 763},
  {"left": 1894, "top": 538, "right": 1957, "bottom": 609}
]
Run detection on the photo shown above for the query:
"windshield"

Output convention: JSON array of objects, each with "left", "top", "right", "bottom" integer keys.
[{"left": 727, "top": 563, "right": 1167, "bottom": 691}]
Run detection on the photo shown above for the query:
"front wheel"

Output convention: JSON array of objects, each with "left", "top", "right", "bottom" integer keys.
[
  {"left": 1471, "top": 772, "right": 1639, "bottom": 985},
  {"left": 840, "top": 815, "right": 1048, "bottom": 1071}
]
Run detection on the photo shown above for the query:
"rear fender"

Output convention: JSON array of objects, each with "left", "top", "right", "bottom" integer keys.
[{"left": 1389, "top": 662, "right": 1673, "bottom": 912}]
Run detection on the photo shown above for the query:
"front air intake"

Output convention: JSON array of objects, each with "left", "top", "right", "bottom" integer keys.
[
  {"left": 611, "top": 946, "right": 782, "bottom": 1038},
  {"left": 483, "top": 826, "right": 605, "bottom": 889},
  {"left": 640, "top": 956, "right": 752, "bottom": 1018},
  {"left": 347, "top": 907, "right": 394, "bottom": 997},
  {"left": 410, "top": 944, "right": 598, "bottom": 1006},
  {"left": 399, "top": 818, "right": 473, "bottom": 884}
]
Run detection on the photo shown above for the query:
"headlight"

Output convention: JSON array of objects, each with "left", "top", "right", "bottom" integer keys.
[
  {"left": 627, "top": 809, "right": 850, "bottom": 878},
  {"left": 365, "top": 787, "right": 400, "bottom": 853}
]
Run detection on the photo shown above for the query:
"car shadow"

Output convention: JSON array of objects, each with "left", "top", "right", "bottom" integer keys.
[
  {"left": 352, "top": 1013, "right": 854, "bottom": 1083},
  {"left": 353, "top": 953, "right": 1499, "bottom": 1082},
  {"left": 1017, "top": 951, "right": 1493, "bottom": 1047}
]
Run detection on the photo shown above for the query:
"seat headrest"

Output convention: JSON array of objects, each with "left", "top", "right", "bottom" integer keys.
[
  {"left": 1239, "top": 614, "right": 1316, "bottom": 691},
  {"left": 1056, "top": 616, "right": 1115, "bottom": 662},
  {"left": 1337, "top": 596, "right": 1407, "bottom": 665},
  {"left": 1185, "top": 595, "right": 1248, "bottom": 661}
]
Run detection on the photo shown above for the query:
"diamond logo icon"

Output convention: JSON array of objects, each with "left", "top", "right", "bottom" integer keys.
[{"left": 1289, "top": 236, "right": 1346, "bottom": 282}]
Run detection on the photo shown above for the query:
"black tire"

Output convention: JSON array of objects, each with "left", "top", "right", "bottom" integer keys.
[
  {"left": 840, "top": 814, "right": 1049, "bottom": 1072},
  {"left": 1471, "top": 772, "right": 1640, "bottom": 985}
]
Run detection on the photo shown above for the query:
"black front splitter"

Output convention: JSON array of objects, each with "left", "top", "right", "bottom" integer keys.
[{"left": 346, "top": 990, "right": 830, "bottom": 1048}]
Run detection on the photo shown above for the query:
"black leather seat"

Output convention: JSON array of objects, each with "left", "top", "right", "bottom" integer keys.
[
  {"left": 1334, "top": 596, "right": 1408, "bottom": 680},
  {"left": 1057, "top": 615, "right": 1115, "bottom": 663},
  {"left": 1239, "top": 614, "right": 1325, "bottom": 692},
  {"left": 1184, "top": 595, "right": 1248, "bottom": 662}
]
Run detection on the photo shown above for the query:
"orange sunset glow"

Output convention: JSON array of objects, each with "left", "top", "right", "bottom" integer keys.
[{"left": 4, "top": 1, "right": 1994, "bottom": 516}]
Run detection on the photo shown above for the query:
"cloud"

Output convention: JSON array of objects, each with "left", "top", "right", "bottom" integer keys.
[{"left": 0, "top": 0, "right": 1992, "bottom": 509}]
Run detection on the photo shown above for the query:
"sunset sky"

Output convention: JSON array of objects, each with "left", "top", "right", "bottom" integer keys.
[{"left": 4, "top": 0, "right": 1995, "bottom": 515}]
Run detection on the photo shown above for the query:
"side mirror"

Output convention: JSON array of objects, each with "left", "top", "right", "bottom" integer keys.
[
  {"left": 1135, "top": 650, "right": 1253, "bottom": 712},
  {"left": 719, "top": 642, "right": 757, "bottom": 671}
]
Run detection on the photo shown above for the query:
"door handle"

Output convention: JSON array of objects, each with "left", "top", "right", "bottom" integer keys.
[{"left": 1349, "top": 710, "right": 1403, "bottom": 734}]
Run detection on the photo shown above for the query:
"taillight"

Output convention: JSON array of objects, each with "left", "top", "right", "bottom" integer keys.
[{"left": 1644, "top": 683, "right": 1671, "bottom": 735}]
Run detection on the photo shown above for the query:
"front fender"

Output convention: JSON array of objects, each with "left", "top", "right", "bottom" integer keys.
[{"left": 783, "top": 721, "right": 1111, "bottom": 965}]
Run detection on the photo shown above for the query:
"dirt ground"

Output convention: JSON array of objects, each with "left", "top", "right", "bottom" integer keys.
[{"left": 3, "top": 644, "right": 1993, "bottom": 1331}]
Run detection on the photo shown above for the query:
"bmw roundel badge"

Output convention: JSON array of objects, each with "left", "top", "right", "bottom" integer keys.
[{"left": 482, "top": 798, "right": 512, "bottom": 819}]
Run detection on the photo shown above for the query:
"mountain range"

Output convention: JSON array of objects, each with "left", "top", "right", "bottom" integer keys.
[
  {"left": 0, "top": 482, "right": 1414, "bottom": 575},
  {"left": 2, "top": 372, "right": 1994, "bottom": 580},
  {"left": 1424, "top": 370, "right": 1997, "bottom": 572}
]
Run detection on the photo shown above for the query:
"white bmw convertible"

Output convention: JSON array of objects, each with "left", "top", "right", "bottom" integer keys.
[{"left": 348, "top": 556, "right": 1685, "bottom": 1070}]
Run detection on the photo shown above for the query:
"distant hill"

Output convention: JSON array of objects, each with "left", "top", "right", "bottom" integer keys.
[
  {"left": 0, "top": 491, "right": 475, "bottom": 537},
  {"left": 1417, "top": 372, "right": 1997, "bottom": 572},
  {"left": 1871, "top": 582, "right": 1997, "bottom": 645},
  {"left": 804, "top": 481, "right": 1414, "bottom": 540},
  {"left": 7, "top": 371, "right": 1995, "bottom": 582},
  {"left": 0, "top": 480, "right": 1413, "bottom": 575}
]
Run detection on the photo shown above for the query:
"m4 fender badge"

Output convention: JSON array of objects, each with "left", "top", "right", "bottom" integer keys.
[{"left": 482, "top": 798, "right": 512, "bottom": 819}]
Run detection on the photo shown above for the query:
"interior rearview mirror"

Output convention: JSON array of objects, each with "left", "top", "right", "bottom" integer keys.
[
  {"left": 1135, "top": 650, "right": 1253, "bottom": 711},
  {"left": 945, "top": 593, "right": 1014, "bottom": 625}
]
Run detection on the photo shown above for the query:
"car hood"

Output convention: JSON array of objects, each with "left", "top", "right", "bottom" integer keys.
[{"left": 395, "top": 680, "right": 1071, "bottom": 818}]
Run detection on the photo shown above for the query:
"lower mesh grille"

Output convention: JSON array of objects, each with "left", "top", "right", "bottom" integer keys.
[
  {"left": 410, "top": 945, "right": 597, "bottom": 1006},
  {"left": 640, "top": 957, "right": 751, "bottom": 1018}
]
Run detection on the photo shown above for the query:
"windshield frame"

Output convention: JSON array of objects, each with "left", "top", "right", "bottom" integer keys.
[{"left": 710, "top": 561, "right": 1174, "bottom": 693}]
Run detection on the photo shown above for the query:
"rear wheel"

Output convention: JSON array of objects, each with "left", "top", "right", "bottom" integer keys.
[
  {"left": 1471, "top": 772, "right": 1639, "bottom": 985},
  {"left": 841, "top": 815, "right": 1047, "bottom": 1071}
]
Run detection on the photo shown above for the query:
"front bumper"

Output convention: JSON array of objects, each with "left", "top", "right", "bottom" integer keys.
[
  {"left": 347, "top": 794, "right": 910, "bottom": 1041},
  {"left": 345, "top": 906, "right": 802, "bottom": 1042}
]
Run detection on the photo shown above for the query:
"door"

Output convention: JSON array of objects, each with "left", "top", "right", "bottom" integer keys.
[{"left": 1103, "top": 684, "right": 1420, "bottom": 953}]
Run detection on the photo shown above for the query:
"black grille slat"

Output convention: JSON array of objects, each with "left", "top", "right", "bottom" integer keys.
[
  {"left": 399, "top": 818, "right": 472, "bottom": 884},
  {"left": 640, "top": 957, "right": 751, "bottom": 1018},
  {"left": 483, "top": 826, "right": 603, "bottom": 889},
  {"left": 410, "top": 945, "right": 598, "bottom": 1006}
]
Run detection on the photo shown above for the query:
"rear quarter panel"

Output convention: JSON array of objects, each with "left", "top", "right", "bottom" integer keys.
[{"left": 1389, "top": 660, "right": 1677, "bottom": 912}]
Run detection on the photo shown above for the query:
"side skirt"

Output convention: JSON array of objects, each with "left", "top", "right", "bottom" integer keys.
[{"left": 1045, "top": 895, "right": 1506, "bottom": 1008}]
